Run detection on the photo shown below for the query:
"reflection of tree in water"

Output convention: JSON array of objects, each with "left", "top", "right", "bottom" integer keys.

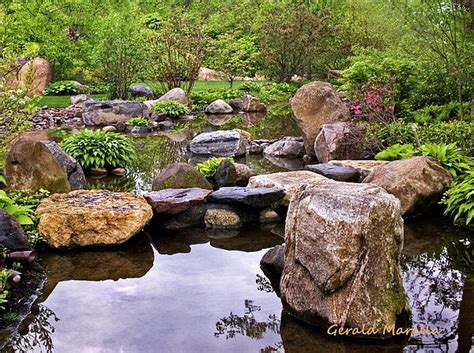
[
  {"left": 401, "top": 234, "right": 472, "bottom": 352},
  {"left": 2, "top": 305, "right": 58, "bottom": 353},
  {"left": 256, "top": 274, "right": 274, "bottom": 294}
]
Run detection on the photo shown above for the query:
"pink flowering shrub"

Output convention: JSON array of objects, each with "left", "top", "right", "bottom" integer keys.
[{"left": 347, "top": 80, "right": 396, "bottom": 124}]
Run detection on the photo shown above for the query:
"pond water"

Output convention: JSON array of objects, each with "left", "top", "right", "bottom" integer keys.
[{"left": 1, "top": 107, "right": 472, "bottom": 352}]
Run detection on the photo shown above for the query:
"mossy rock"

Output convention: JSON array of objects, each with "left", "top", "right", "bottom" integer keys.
[{"left": 152, "top": 163, "right": 212, "bottom": 191}]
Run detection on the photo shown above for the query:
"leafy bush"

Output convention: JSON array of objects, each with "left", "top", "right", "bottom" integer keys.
[
  {"left": 375, "top": 144, "right": 417, "bottom": 161},
  {"left": 126, "top": 117, "right": 149, "bottom": 127},
  {"left": 47, "top": 127, "right": 73, "bottom": 143},
  {"left": 152, "top": 101, "right": 190, "bottom": 118},
  {"left": 61, "top": 130, "right": 136, "bottom": 170},
  {"left": 196, "top": 157, "right": 234, "bottom": 178},
  {"left": 43, "top": 81, "right": 82, "bottom": 96},
  {"left": 441, "top": 171, "right": 474, "bottom": 225},
  {"left": 412, "top": 101, "right": 470, "bottom": 124},
  {"left": 0, "top": 190, "right": 35, "bottom": 225},
  {"left": 239, "top": 82, "right": 262, "bottom": 93}
]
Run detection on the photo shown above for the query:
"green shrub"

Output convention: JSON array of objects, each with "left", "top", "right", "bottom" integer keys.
[
  {"left": 412, "top": 101, "right": 470, "bottom": 124},
  {"left": 152, "top": 101, "right": 190, "bottom": 118},
  {"left": 196, "top": 157, "right": 234, "bottom": 178},
  {"left": 43, "top": 81, "right": 83, "bottom": 96},
  {"left": 0, "top": 190, "right": 35, "bottom": 226},
  {"left": 126, "top": 117, "right": 149, "bottom": 127},
  {"left": 239, "top": 82, "right": 262, "bottom": 93},
  {"left": 191, "top": 89, "right": 241, "bottom": 108},
  {"left": 375, "top": 143, "right": 417, "bottom": 161},
  {"left": 61, "top": 129, "right": 136, "bottom": 170},
  {"left": 441, "top": 171, "right": 474, "bottom": 225},
  {"left": 47, "top": 127, "right": 73, "bottom": 143}
]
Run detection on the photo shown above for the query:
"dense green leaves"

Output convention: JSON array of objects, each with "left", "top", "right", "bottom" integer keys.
[
  {"left": 61, "top": 129, "right": 136, "bottom": 169},
  {"left": 152, "top": 101, "right": 190, "bottom": 118},
  {"left": 441, "top": 171, "right": 474, "bottom": 225},
  {"left": 196, "top": 157, "right": 234, "bottom": 178}
]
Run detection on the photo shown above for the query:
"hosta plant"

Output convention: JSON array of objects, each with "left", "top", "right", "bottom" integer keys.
[
  {"left": 126, "top": 117, "right": 149, "bottom": 127},
  {"left": 152, "top": 100, "right": 190, "bottom": 118},
  {"left": 61, "top": 129, "right": 136, "bottom": 170},
  {"left": 441, "top": 171, "right": 474, "bottom": 225},
  {"left": 196, "top": 157, "right": 234, "bottom": 178}
]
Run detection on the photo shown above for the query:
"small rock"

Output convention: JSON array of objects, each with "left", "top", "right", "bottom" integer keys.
[
  {"left": 70, "top": 94, "right": 92, "bottom": 107},
  {"left": 144, "top": 188, "right": 211, "bottom": 215},
  {"left": 242, "top": 95, "right": 266, "bottom": 112},
  {"left": 157, "top": 120, "right": 174, "bottom": 131},
  {"left": 259, "top": 209, "right": 281, "bottom": 223},
  {"left": 126, "top": 126, "right": 149, "bottom": 135},
  {"left": 102, "top": 125, "right": 117, "bottom": 133},
  {"left": 328, "top": 160, "right": 390, "bottom": 181},
  {"left": 248, "top": 142, "right": 264, "bottom": 155},
  {"left": 144, "top": 87, "right": 191, "bottom": 108},
  {"left": 214, "top": 160, "right": 237, "bottom": 187},
  {"left": 305, "top": 163, "right": 360, "bottom": 182},
  {"left": 130, "top": 84, "right": 154, "bottom": 99},
  {"left": 204, "top": 208, "right": 242, "bottom": 229},
  {"left": 205, "top": 99, "right": 233, "bottom": 114},
  {"left": 209, "top": 187, "right": 285, "bottom": 209},
  {"left": 229, "top": 98, "right": 243, "bottom": 112},
  {"left": 234, "top": 163, "right": 256, "bottom": 186},
  {"left": 111, "top": 168, "right": 127, "bottom": 176},
  {"left": 0, "top": 210, "right": 31, "bottom": 251},
  {"left": 264, "top": 137, "right": 305, "bottom": 157},
  {"left": 260, "top": 244, "right": 284, "bottom": 295},
  {"left": 90, "top": 167, "right": 108, "bottom": 176}
]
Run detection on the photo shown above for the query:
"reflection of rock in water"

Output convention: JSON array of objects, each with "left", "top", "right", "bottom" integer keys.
[
  {"left": 149, "top": 226, "right": 283, "bottom": 255},
  {"left": 207, "top": 114, "right": 236, "bottom": 126},
  {"left": 280, "top": 312, "right": 403, "bottom": 353},
  {"left": 39, "top": 234, "right": 154, "bottom": 300},
  {"left": 403, "top": 217, "right": 448, "bottom": 256},
  {"left": 263, "top": 155, "right": 304, "bottom": 171},
  {"left": 241, "top": 112, "right": 266, "bottom": 127}
]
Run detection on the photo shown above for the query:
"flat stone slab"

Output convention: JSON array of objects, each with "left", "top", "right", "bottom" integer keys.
[
  {"left": 209, "top": 187, "right": 285, "bottom": 209},
  {"left": 328, "top": 160, "right": 389, "bottom": 181},
  {"left": 144, "top": 188, "right": 211, "bottom": 215},
  {"left": 305, "top": 163, "right": 360, "bottom": 182},
  {"left": 189, "top": 130, "right": 246, "bottom": 157}
]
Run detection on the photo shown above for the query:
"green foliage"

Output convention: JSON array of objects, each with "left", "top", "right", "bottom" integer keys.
[
  {"left": 412, "top": 102, "right": 471, "bottom": 124},
  {"left": 0, "top": 190, "right": 35, "bottom": 226},
  {"left": 152, "top": 101, "right": 190, "bottom": 118},
  {"left": 43, "top": 81, "right": 82, "bottom": 96},
  {"left": 0, "top": 269, "right": 11, "bottom": 310},
  {"left": 191, "top": 89, "right": 241, "bottom": 108},
  {"left": 61, "top": 130, "right": 136, "bottom": 169},
  {"left": 196, "top": 157, "right": 234, "bottom": 178},
  {"left": 419, "top": 143, "right": 473, "bottom": 179},
  {"left": 375, "top": 143, "right": 417, "bottom": 161},
  {"left": 47, "top": 127, "right": 73, "bottom": 143},
  {"left": 126, "top": 117, "right": 149, "bottom": 127},
  {"left": 441, "top": 171, "right": 474, "bottom": 225}
]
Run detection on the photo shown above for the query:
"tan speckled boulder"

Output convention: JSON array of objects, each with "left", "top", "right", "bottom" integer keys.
[
  {"left": 281, "top": 182, "right": 410, "bottom": 336},
  {"left": 36, "top": 190, "right": 153, "bottom": 248}
]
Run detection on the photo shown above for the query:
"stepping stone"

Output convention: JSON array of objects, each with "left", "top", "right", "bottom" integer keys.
[
  {"left": 305, "top": 163, "right": 360, "bottom": 182},
  {"left": 209, "top": 187, "right": 285, "bottom": 209},
  {"left": 144, "top": 188, "right": 212, "bottom": 215}
]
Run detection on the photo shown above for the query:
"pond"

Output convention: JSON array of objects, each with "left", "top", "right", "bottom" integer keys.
[{"left": 1, "top": 107, "right": 472, "bottom": 352}]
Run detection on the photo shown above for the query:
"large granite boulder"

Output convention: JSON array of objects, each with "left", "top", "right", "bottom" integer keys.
[
  {"left": 130, "top": 84, "right": 154, "bottom": 99},
  {"left": 17, "top": 57, "right": 53, "bottom": 95},
  {"left": 144, "top": 188, "right": 211, "bottom": 215},
  {"left": 248, "top": 171, "right": 330, "bottom": 206},
  {"left": 82, "top": 100, "right": 149, "bottom": 126},
  {"left": 281, "top": 182, "right": 410, "bottom": 336},
  {"left": 0, "top": 210, "right": 31, "bottom": 251},
  {"left": 5, "top": 138, "right": 86, "bottom": 193},
  {"left": 305, "top": 164, "right": 360, "bottom": 182},
  {"left": 209, "top": 187, "right": 285, "bottom": 209},
  {"left": 363, "top": 156, "right": 452, "bottom": 216},
  {"left": 328, "top": 160, "right": 390, "bottom": 181},
  {"left": 189, "top": 130, "right": 246, "bottom": 157},
  {"left": 152, "top": 163, "right": 212, "bottom": 191},
  {"left": 314, "top": 122, "right": 366, "bottom": 163},
  {"left": 290, "top": 81, "right": 351, "bottom": 157},
  {"left": 242, "top": 95, "right": 267, "bottom": 112},
  {"left": 144, "top": 88, "right": 191, "bottom": 108},
  {"left": 36, "top": 190, "right": 153, "bottom": 248},
  {"left": 264, "top": 137, "right": 305, "bottom": 158},
  {"left": 205, "top": 100, "right": 233, "bottom": 114}
]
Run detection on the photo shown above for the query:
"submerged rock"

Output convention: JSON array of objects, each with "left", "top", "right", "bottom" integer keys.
[
  {"left": 314, "top": 122, "right": 366, "bottom": 163},
  {"left": 189, "top": 130, "right": 246, "bottom": 158},
  {"left": 305, "top": 163, "right": 360, "bottom": 182},
  {"left": 209, "top": 187, "right": 285, "bottom": 209},
  {"left": 290, "top": 81, "right": 351, "bottom": 157},
  {"left": 5, "top": 138, "right": 86, "bottom": 193},
  {"left": 281, "top": 182, "right": 410, "bottom": 336},
  {"left": 144, "top": 188, "right": 211, "bottom": 215},
  {"left": 328, "top": 160, "right": 390, "bottom": 181},
  {"left": 205, "top": 99, "right": 233, "bottom": 114},
  {"left": 152, "top": 163, "right": 212, "bottom": 191},
  {"left": 363, "top": 156, "right": 452, "bottom": 216},
  {"left": 36, "top": 190, "right": 153, "bottom": 248},
  {"left": 0, "top": 210, "right": 31, "bottom": 251}
]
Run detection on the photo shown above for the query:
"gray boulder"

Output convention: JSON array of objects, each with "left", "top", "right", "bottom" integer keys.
[
  {"left": 214, "top": 160, "right": 237, "bottom": 187},
  {"left": 242, "top": 95, "right": 267, "bottom": 112},
  {"left": 264, "top": 137, "right": 305, "bottom": 158},
  {"left": 305, "top": 163, "right": 360, "bottom": 182},
  {"left": 82, "top": 100, "right": 149, "bottom": 126},
  {"left": 189, "top": 130, "right": 246, "bottom": 157},
  {"left": 144, "top": 188, "right": 211, "bottom": 215},
  {"left": 0, "top": 210, "right": 31, "bottom": 251},
  {"left": 260, "top": 244, "right": 284, "bottom": 296},
  {"left": 205, "top": 100, "right": 233, "bottom": 114},
  {"left": 130, "top": 84, "right": 154, "bottom": 99},
  {"left": 209, "top": 187, "right": 285, "bottom": 209}
]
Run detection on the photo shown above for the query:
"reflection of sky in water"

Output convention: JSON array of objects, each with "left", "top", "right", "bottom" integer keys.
[{"left": 37, "top": 245, "right": 283, "bottom": 353}]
